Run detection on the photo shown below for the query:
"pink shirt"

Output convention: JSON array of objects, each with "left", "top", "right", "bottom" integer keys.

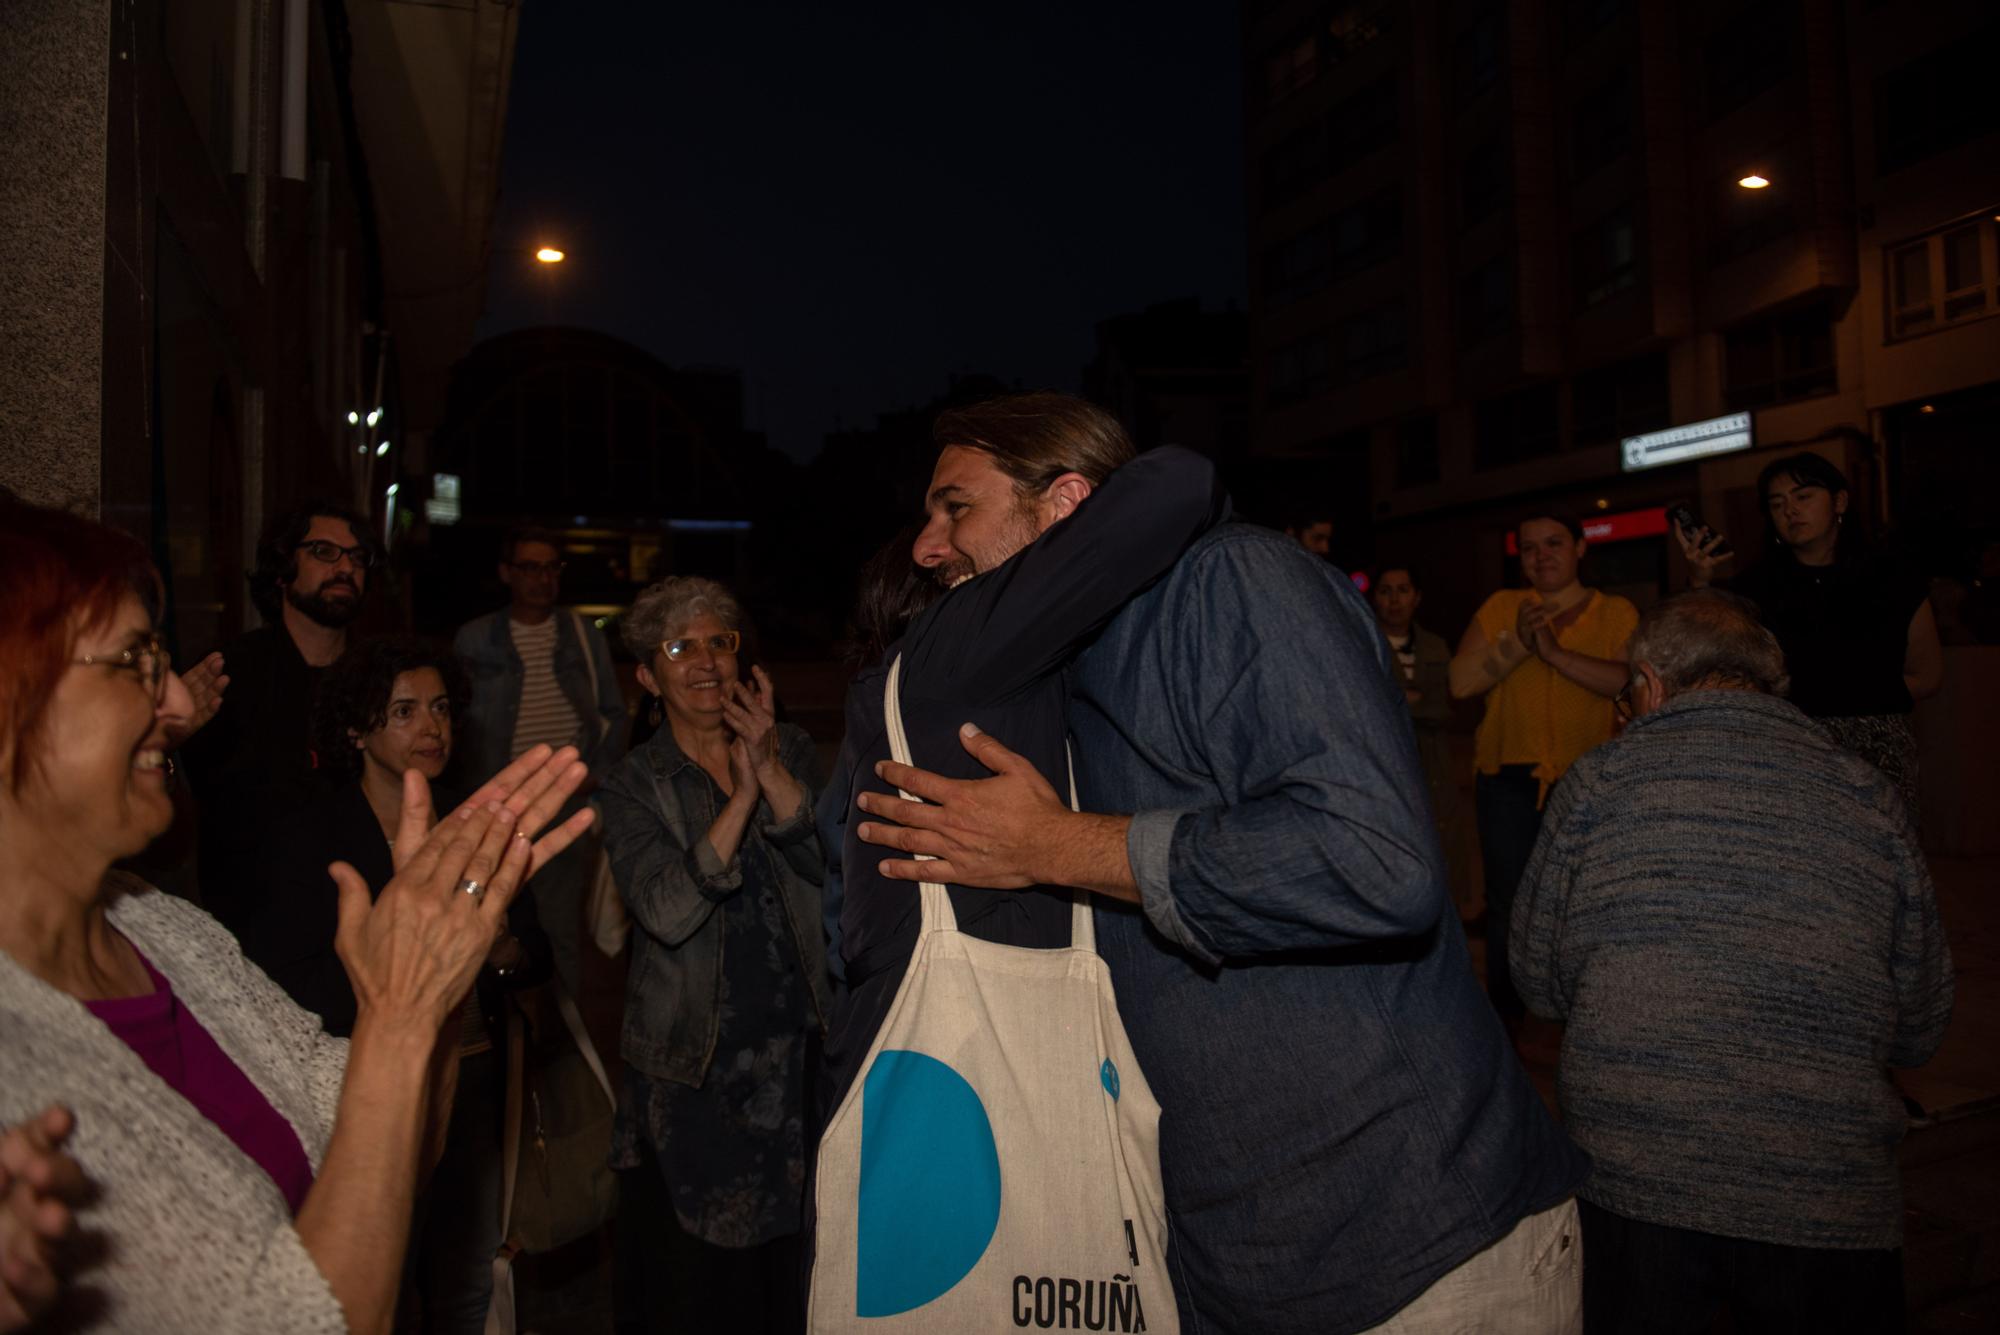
[{"left": 84, "top": 949, "right": 315, "bottom": 1215}]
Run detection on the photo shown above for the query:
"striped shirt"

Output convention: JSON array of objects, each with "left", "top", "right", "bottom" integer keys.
[{"left": 509, "top": 617, "right": 580, "bottom": 759}]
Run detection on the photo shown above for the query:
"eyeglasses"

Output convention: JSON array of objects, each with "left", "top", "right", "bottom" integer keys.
[
  {"left": 507, "top": 560, "right": 566, "bottom": 576},
  {"left": 663, "top": 631, "right": 741, "bottom": 661},
  {"left": 1613, "top": 680, "right": 1636, "bottom": 723},
  {"left": 297, "top": 539, "right": 377, "bottom": 570},
  {"left": 75, "top": 633, "right": 171, "bottom": 702}
]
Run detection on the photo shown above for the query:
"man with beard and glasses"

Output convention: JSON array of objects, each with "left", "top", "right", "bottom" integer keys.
[{"left": 179, "top": 500, "right": 380, "bottom": 936}]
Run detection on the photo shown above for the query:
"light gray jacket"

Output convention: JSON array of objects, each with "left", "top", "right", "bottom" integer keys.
[{"left": 0, "top": 878, "right": 347, "bottom": 1333}]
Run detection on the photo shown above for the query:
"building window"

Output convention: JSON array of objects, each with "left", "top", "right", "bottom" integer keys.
[
  {"left": 1885, "top": 217, "right": 2000, "bottom": 340},
  {"left": 1265, "top": 31, "right": 1319, "bottom": 107},
  {"left": 1874, "top": 19, "right": 2000, "bottom": 176},
  {"left": 1572, "top": 353, "right": 1669, "bottom": 448},
  {"left": 1328, "top": 190, "right": 1402, "bottom": 279},
  {"left": 1325, "top": 2, "right": 1393, "bottom": 69},
  {"left": 1459, "top": 254, "right": 1514, "bottom": 344},
  {"left": 1264, "top": 224, "right": 1333, "bottom": 307},
  {"left": 1703, "top": 2, "right": 1798, "bottom": 122},
  {"left": 1474, "top": 384, "right": 1560, "bottom": 470},
  {"left": 1724, "top": 308, "right": 1836, "bottom": 409},
  {"left": 1326, "top": 78, "right": 1399, "bottom": 176},
  {"left": 1336, "top": 303, "right": 1408, "bottom": 384},
  {"left": 1450, "top": 10, "right": 1504, "bottom": 111},
  {"left": 1394, "top": 415, "right": 1440, "bottom": 488},
  {"left": 1459, "top": 138, "right": 1508, "bottom": 228},
  {"left": 1563, "top": 0, "right": 1628, "bottom": 42},
  {"left": 1571, "top": 71, "right": 1636, "bottom": 180},
  {"left": 1270, "top": 331, "right": 1330, "bottom": 405},
  {"left": 1263, "top": 124, "right": 1328, "bottom": 207},
  {"left": 1574, "top": 206, "right": 1638, "bottom": 308}
]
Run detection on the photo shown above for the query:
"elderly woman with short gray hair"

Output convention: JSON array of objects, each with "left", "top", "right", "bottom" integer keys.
[{"left": 597, "top": 576, "right": 827, "bottom": 1332}]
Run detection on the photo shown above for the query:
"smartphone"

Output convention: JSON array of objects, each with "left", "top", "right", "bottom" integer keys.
[{"left": 1666, "top": 503, "right": 1732, "bottom": 558}]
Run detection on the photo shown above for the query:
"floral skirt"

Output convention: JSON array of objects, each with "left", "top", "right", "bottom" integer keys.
[{"left": 1816, "top": 713, "right": 1922, "bottom": 834}]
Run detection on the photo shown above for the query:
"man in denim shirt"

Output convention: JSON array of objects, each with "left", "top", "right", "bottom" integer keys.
[{"left": 859, "top": 515, "right": 1587, "bottom": 1331}]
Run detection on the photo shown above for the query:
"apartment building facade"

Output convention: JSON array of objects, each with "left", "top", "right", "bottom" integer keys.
[{"left": 1243, "top": 0, "right": 2000, "bottom": 639}]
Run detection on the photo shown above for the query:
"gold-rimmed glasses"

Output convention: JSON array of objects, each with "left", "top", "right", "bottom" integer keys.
[
  {"left": 75, "top": 633, "right": 170, "bottom": 702},
  {"left": 663, "top": 631, "right": 741, "bottom": 662}
]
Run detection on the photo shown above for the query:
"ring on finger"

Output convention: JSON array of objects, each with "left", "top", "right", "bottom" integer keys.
[{"left": 457, "top": 878, "right": 484, "bottom": 898}]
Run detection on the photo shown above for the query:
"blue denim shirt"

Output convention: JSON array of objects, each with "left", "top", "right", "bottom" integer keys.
[
  {"left": 1068, "top": 523, "right": 1586, "bottom": 1334},
  {"left": 597, "top": 721, "right": 830, "bottom": 1085},
  {"left": 452, "top": 608, "right": 628, "bottom": 787}
]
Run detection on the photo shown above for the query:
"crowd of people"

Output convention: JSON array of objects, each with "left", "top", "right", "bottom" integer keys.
[{"left": 0, "top": 394, "right": 1956, "bottom": 1335}]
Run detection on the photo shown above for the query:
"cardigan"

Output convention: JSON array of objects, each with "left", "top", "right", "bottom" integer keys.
[{"left": 0, "top": 876, "right": 348, "bottom": 1333}]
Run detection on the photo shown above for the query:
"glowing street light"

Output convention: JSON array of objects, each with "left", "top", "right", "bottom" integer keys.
[
  {"left": 346, "top": 410, "right": 360, "bottom": 425},
  {"left": 535, "top": 246, "right": 566, "bottom": 264},
  {"left": 1737, "top": 174, "right": 1770, "bottom": 189},
  {"left": 366, "top": 407, "right": 383, "bottom": 427},
  {"left": 375, "top": 439, "right": 391, "bottom": 457}
]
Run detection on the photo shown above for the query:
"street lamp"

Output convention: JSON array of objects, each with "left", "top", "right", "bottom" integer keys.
[
  {"left": 535, "top": 246, "right": 566, "bottom": 264},
  {"left": 1737, "top": 174, "right": 1770, "bottom": 190}
]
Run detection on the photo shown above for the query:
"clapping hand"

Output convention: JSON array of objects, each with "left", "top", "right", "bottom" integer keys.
[
  {"left": 1516, "top": 599, "right": 1553, "bottom": 657},
  {"left": 722, "top": 666, "right": 803, "bottom": 817},
  {"left": 333, "top": 746, "right": 595, "bottom": 1035},
  {"left": 0, "top": 1106, "right": 86, "bottom": 1333},
  {"left": 721, "top": 666, "right": 781, "bottom": 772},
  {"left": 166, "top": 652, "right": 228, "bottom": 746}
]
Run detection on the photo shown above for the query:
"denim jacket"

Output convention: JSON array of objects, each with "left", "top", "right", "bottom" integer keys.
[
  {"left": 1069, "top": 523, "right": 1586, "bottom": 1334},
  {"left": 452, "top": 608, "right": 628, "bottom": 787},
  {"left": 597, "top": 720, "right": 830, "bottom": 1086}
]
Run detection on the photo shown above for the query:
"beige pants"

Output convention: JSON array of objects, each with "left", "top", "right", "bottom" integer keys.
[{"left": 1363, "top": 1198, "right": 1582, "bottom": 1334}]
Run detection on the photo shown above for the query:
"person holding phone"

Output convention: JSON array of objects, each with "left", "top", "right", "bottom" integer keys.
[{"left": 1676, "top": 451, "right": 1942, "bottom": 823}]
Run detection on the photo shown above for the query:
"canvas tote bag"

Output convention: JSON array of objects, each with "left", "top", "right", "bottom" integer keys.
[{"left": 807, "top": 654, "right": 1176, "bottom": 1334}]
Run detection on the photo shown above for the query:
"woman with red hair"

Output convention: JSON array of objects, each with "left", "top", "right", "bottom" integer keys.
[{"left": 0, "top": 497, "right": 594, "bottom": 1334}]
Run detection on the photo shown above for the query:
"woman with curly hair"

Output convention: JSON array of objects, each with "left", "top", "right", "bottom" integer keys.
[{"left": 243, "top": 637, "right": 552, "bottom": 1332}]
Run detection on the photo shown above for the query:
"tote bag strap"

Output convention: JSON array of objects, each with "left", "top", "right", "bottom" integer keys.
[
  {"left": 1064, "top": 742, "right": 1097, "bottom": 955},
  {"left": 882, "top": 654, "right": 958, "bottom": 934}
]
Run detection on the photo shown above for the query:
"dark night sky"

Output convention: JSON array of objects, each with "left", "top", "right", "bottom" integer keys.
[{"left": 477, "top": 1, "right": 1247, "bottom": 462}]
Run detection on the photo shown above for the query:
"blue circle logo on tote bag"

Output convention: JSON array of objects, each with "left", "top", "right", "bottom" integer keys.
[
  {"left": 1100, "top": 1059, "right": 1120, "bottom": 1101},
  {"left": 857, "top": 1050, "right": 1001, "bottom": 1316}
]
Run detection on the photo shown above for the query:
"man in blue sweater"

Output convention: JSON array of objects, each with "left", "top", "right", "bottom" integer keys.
[
  {"left": 856, "top": 482, "right": 1586, "bottom": 1331},
  {"left": 1510, "top": 590, "right": 1954, "bottom": 1333}
]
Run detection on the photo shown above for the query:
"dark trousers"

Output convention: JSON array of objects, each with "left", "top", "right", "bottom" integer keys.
[
  {"left": 1474, "top": 765, "right": 1543, "bottom": 1023},
  {"left": 614, "top": 1136, "right": 802, "bottom": 1335},
  {"left": 401, "top": 1049, "right": 505, "bottom": 1334},
  {"left": 1579, "top": 1198, "right": 1903, "bottom": 1334}
]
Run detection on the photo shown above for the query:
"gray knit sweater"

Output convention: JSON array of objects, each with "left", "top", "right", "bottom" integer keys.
[
  {"left": 1510, "top": 690, "right": 1954, "bottom": 1250},
  {"left": 0, "top": 877, "right": 348, "bottom": 1332}
]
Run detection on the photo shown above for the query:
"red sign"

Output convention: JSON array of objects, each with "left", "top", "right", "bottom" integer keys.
[{"left": 1506, "top": 506, "right": 1668, "bottom": 555}]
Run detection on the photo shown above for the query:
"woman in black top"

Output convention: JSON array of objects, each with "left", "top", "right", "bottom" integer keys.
[
  {"left": 245, "top": 637, "right": 551, "bottom": 1333},
  {"left": 1680, "top": 450, "right": 1942, "bottom": 819}
]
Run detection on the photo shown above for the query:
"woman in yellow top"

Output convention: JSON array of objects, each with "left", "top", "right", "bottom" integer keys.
[{"left": 1450, "top": 513, "right": 1636, "bottom": 1030}]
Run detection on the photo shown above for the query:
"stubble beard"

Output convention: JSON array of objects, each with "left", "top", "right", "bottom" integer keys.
[{"left": 930, "top": 493, "right": 1044, "bottom": 590}]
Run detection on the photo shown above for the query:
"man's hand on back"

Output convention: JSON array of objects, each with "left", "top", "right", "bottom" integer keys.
[{"left": 857, "top": 725, "right": 1139, "bottom": 902}]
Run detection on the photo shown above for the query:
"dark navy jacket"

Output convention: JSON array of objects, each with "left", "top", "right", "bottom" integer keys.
[{"left": 1069, "top": 523, "right": 1588, "bottom": 1333}]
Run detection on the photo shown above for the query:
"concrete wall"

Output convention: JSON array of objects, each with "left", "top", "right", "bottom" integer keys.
[{"left": 0, "top": 1, "right": 109, "bottom": 514}]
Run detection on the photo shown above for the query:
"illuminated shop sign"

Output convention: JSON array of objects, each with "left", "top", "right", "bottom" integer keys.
[
  {"left": 1620, "top": 412, "right": 1753, "bottom": 471},
  {"left": 424, "top": 473, "right": 462, "bottom": 526}
]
